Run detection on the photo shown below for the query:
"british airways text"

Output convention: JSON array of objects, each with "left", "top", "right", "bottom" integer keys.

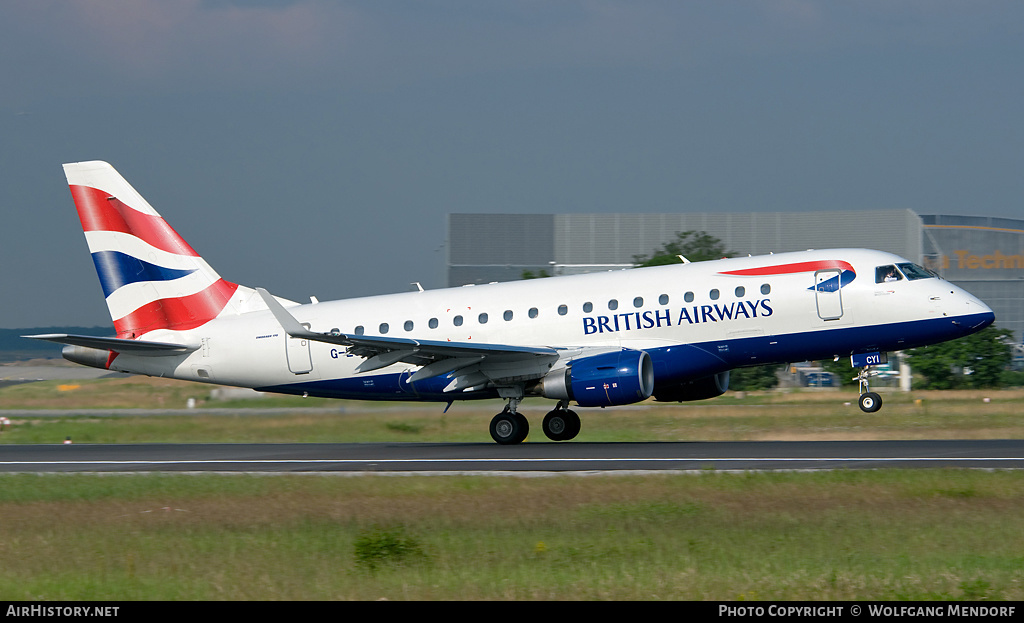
[{"left": 583, "top": 300, "right": 773, "bottom": 335}]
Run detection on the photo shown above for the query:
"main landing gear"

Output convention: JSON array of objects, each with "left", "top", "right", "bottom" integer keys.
[
  {"left": 542, "top": 404, "right": 581, "bottom": 442},
  {"left": 855, "top": 366, "right": 883, "bottom": 413},
  {"left": 489, "top": 399, "right": 581, "bottom": 445}
]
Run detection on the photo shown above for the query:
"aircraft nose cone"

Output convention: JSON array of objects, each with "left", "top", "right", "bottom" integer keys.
[{"left": 964, "top": 297, "right": 995, "bottom": 331}]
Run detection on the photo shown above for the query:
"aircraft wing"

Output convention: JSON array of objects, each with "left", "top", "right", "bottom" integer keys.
[
  {"left": 23, "top": 334, "right": 199, "bottom": 355},
  {"left": 257, "top": 288, "right": 562, "bottom": 390}
]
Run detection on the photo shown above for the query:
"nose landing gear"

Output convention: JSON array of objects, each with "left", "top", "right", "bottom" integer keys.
[{"left": 855, "top": 366, "right": 883, "bottom": 413}]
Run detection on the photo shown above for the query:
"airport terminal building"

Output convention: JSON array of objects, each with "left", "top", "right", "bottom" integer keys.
[{"left": 447, "top": 211, "right": 1024, "bottom": 344}]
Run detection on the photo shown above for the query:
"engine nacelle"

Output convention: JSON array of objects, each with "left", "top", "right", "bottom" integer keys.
[
  {"left": 541, "top": 349, "right": 654, "bottom": 407},
  {"left": 62, "top": 345, "right": 113, "bottom": 370},
  {"left": 653, "top": 371, "right": 730, "bottom": 402}
]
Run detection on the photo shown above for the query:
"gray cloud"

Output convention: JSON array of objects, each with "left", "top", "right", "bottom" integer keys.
[{"left": 1, "top": 1, "right": 1022, "bottom": 327}]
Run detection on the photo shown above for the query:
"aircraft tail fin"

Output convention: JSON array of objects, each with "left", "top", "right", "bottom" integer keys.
[{"left": 63, "top": 161, "right": 263, "bottom": 338}]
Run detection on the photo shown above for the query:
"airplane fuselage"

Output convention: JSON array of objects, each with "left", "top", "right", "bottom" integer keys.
[
  {"left": 34, "top": 161, "right": 996, "bottom": 444},
  {"left": 101, "top": 248, "right": 992, "bottom": 402}
]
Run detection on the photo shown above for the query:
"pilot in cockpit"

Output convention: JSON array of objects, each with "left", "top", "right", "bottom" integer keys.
[{"left": 876, "top": 265, "right": 902, "bottom": 283}]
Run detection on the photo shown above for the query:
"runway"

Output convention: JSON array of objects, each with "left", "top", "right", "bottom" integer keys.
[{"left": 2, "top": 439, "right": 1024, "bottom": 473}]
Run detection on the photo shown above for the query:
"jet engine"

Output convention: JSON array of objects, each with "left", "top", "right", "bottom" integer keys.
[
  {"left": 61, "top": 345, "right": 112, "bottom": 370},
  {"left": 653, "top": 370, "right": 730, "bottom": 402},
  {"left": 540, "top": 349, "right": 654, "bottom": 407}
]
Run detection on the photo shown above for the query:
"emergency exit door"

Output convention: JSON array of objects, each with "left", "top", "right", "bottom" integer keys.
[{"left": 286, "top": 327, "right": 313, "bottom": 374}]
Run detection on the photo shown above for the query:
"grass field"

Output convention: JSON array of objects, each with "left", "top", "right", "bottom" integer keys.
[
  {"left": 1, "top": 471, "right": 1022, "bottom": 600},
  {"left": 1, "top": 376, "right": 1023, "bottom": 600},
  {"left": 2, "top": 375, "right": 1024, "bottom": 444}
]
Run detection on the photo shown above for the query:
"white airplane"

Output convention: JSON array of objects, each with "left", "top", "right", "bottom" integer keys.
[{"left": 27, "top": 161, "right": 995, "bottom": 444}]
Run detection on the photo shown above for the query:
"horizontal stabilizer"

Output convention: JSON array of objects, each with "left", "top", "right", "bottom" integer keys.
[{"left": 23, "top": 333, "right": 199, "bottom": 354}]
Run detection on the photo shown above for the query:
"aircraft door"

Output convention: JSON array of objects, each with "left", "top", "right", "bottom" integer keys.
[
  {"left": 286, "top": 328, "right": 313, "bottom": 374},
  {"left": 814, "top": 269, "right": 844, "bottom": 321}
]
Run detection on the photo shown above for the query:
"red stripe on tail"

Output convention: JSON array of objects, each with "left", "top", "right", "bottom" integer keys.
[
  {"left": 69, "top": 185, "right": 200, "bottom": 257},
  {"left": 112, "top": 280, "right": 238, "bottom": 338}
]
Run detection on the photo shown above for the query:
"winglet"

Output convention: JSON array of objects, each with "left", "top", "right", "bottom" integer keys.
[{"left": 256, "top": 287, "right": 314, "bottom": 338}]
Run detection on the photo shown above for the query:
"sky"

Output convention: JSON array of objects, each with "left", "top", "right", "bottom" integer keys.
[{"left": 1, "top": 1, "right": 1022, "bottom": 328}]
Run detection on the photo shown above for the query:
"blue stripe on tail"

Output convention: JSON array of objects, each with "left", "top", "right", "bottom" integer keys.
[{"left": 91, "top": 250, "right": 198, "bottom": 298}]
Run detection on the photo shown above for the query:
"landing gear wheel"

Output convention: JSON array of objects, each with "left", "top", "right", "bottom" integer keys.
[
  {"left": 542, "top": 409, "right": 581, "bottom": 441},
  {"left": 490, "top": 410, "right": 529, "bottom": 445},
  {"left": 859, "top": 392, "right": 882, "bottom": 413},
  {"left": 562, "top": 409, "right": 581, "bottom": 441}
]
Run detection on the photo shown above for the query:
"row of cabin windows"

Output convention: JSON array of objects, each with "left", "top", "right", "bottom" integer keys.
[{"left": 354, "top": 283, "right": 772, "bottom": 335}]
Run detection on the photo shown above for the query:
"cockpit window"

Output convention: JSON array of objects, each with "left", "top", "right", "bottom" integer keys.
[
  {"left": 875, "top": 265, "right": 903, "bottom": 283},
  {"left": 897, "top": 262, "right": 938, "bottom": 280}
]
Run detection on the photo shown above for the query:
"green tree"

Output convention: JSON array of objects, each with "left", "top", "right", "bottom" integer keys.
[
  {"left": 820, "top": 357, "right": 860, "bottom": 387},
  {"left": 633, "top": 231, "right": 734, "bottom": 267},
  {"left": 729, "top": 364, "right": 781, "bottom": 391},
  {"left": 520, "top": 269, "right": 551, "bottom": 280},
  {"left": 906, "top": 326, "right": 1013, "bottom": 389}
]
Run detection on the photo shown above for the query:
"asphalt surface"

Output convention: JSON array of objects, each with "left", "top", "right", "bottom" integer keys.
[{"left": 2, "top": 439, "right": 1023, "bottom": 473}]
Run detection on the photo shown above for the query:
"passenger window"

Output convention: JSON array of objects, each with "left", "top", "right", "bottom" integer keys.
[
  {"left": 710, "top": 289, "right": 720, "bottom": 300},
  {"left": 659, "top": 294, "right": 669, "bottom": 305},
  {"left": 379, "top": 323, "right": 389, "bottom": 334},
  {"left": 633, "top": 297, "right": 643, "bottom": 308},
  {"left": 404, "top": 320, "right": 414, "bottom": 331},
  {"left": 761, "top": 284, "right": 771, "bottom": 295},
  {"left": 608, "top": 299, "right": 618, "bottom": 310},
  {"left": 876, "top": 265, "right": 903, "bottom": 283},
  {"left": 558, "top": 305, "right": 568, "bottom": 316},
  {"left": 684, "top": 292, "right": 694, "bottom": 303},
  {"left": 354, "top": 326, "right": 365, "bottom": 335},
  {"left": 583, "top": 302, "right": 593, "bottom": 313},
  {"left": 735, "top": 286, "right": 745, "bottom": 297},
  {"left": 503, "top": 310, "right": 513, "bottom": 321},
  {"left": 453, "top": 315, "right": 464, "bottom": 327},
  {"left": 428, "top": 318, "right": 438, "bottom": 329},
  {"left": 529, "top": 308, "right": 539, "bottom": 319},
  {"left": 478, "top": 313, "right": 488, "bottom": 324}
]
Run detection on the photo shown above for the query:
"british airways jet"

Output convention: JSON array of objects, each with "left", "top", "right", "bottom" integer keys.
[{"left": 27, "top": 161, "right": 995, "bottom": 444}]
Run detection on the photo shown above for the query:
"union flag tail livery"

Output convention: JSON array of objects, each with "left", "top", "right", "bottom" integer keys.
[
  {"left": 27, "top": 161, "right": 996, "bottom": 444},
  {"left": 64, "top": 161, "right": 245, "bottom": 338}
]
